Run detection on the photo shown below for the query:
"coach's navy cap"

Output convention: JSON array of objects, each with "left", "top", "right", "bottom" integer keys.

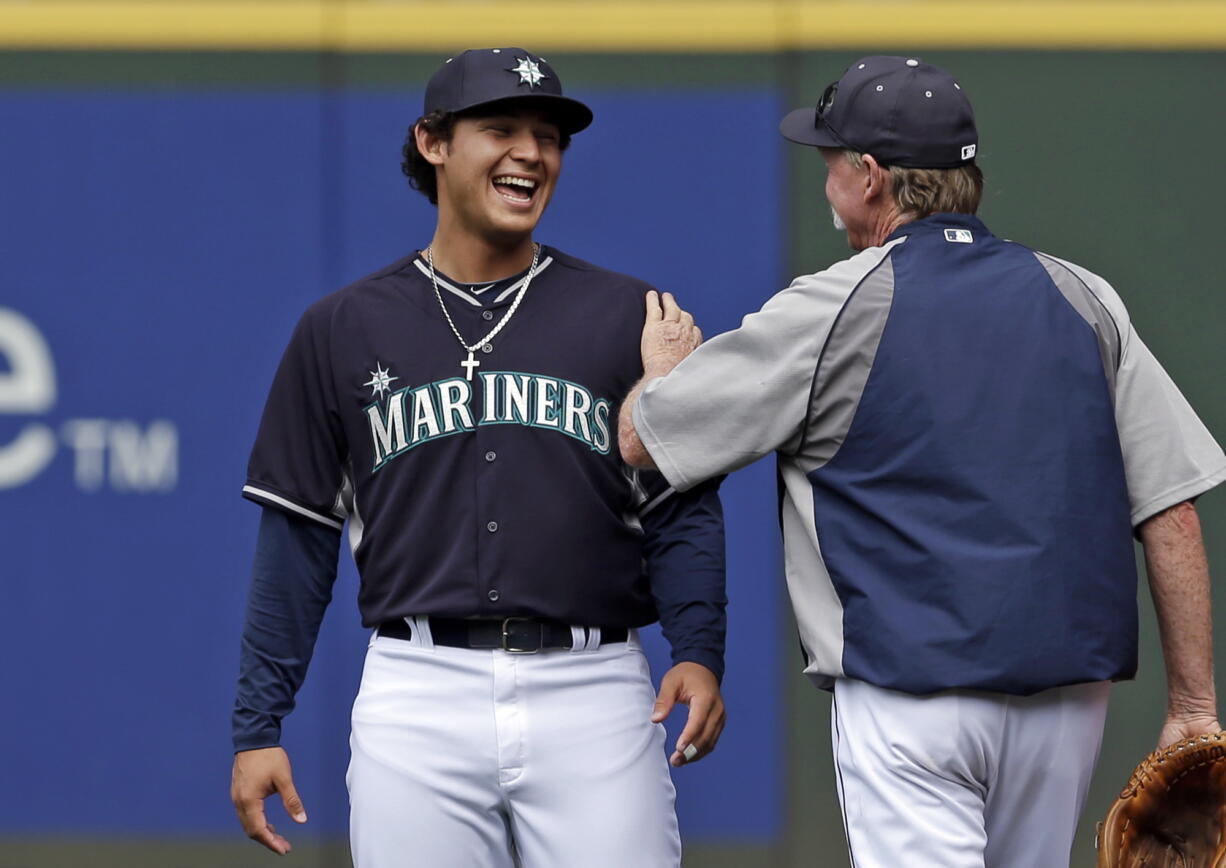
[
  {"left": 424, "top": 47, "right": 593, "bottom": 135},
  {"left": 779, "top": 56, "right": 978, "bottom": 168}
]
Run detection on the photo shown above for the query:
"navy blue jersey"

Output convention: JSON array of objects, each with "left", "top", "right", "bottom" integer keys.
[{"left": 244, "top": 247, "right": 705, "bottom": 629}]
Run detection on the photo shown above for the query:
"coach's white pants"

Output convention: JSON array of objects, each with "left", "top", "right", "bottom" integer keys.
[
  {"left": 832, "top": 677, "right": 1110, "bottom": 868},
  {"left": 347, "top": 622, "right": 681, "bottom": 868}
]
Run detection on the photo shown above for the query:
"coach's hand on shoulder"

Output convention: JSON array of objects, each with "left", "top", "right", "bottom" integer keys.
[
  {"left": 641, "top": 291, "right": 702, "bottom": 379},
  {"left": 652, "top": 662, "right": 726, "bottom": 767},
  {"left": 231, "top": 746, "right": 308, "bottom": 855}
]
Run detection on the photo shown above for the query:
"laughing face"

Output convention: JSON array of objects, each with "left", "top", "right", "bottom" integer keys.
[
  {"left": 821, "top": 147, "right": 870, "bottom": 250},
  {"left": 432, "top": 108, "right": 563, "bottom": 246}
]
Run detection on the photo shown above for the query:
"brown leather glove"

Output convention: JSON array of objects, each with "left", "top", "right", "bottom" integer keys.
[{"left": 1097, "top": 731, "right": 1226, "bottom": 867}]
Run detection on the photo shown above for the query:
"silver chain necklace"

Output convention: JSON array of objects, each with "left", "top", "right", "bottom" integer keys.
[{"left": 425, "top": 243, "right": 540, "bottom": 380}]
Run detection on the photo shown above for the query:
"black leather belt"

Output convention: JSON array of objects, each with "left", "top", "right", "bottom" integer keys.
[{"left": 377, "top": 616, "right": 627, "bottom": 653}]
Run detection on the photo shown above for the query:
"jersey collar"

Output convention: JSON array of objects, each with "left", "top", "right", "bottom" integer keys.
[{"left": 885, "top": 212, "right": 991, "bottom": 243}]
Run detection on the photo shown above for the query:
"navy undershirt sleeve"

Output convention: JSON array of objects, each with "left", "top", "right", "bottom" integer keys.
[
  {"left": 640, "top": 477, "right": 728, "bottom": 683},
  {"left": 232, "top": 506, "right": 341, "bottom": 753}
]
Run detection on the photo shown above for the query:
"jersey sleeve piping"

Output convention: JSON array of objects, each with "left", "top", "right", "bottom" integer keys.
[
  {"left": 639, "top": 485, "right": 677, "bottom": 518},
  {"left": 797, "top": 244, "right": 899, "bottom": 456},
  {"left": 1130, "top": 463, "right": 1226, "bottom": 528},
  {"left": 1032, "top": 251, "right": 1125, "bottom": 370},
  {"left": 242, "top": 483, "right": 345, "bottom": 531}
]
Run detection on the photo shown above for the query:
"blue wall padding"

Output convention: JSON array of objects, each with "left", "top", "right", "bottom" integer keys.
[{"left": 0, "top": 88, "right": 783, "bottom": 839}]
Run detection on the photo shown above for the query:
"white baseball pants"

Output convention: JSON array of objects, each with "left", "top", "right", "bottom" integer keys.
[
  {"left": 832, "top": 677, "right": 1110, "bottom": 868},
  {"left": 347, "top": 620, "right": 681, "bottom": 868}
]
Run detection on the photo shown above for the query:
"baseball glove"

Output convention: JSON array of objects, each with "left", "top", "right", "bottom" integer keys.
[{"left": 1097, "top": 731, "right": 1226, "bottom": 867}]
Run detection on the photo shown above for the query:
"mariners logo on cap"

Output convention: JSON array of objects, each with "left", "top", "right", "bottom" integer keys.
[{"left": 508, "top": 56, "right": 547, "bottom": 88}]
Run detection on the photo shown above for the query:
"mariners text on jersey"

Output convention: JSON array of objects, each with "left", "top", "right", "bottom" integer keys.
[
  {"left": 366, "top": 371, "right": 612, "bottom": 469},
  {"left": 234, "top": 245, "right": 731, "bottom": 753},
  {"left": 241, "top": 246, "right": 700, "bottom": 630}
]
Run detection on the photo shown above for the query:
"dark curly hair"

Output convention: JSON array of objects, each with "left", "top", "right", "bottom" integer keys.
[
  {"left": 401, "top": 110, "right": 458, "bottom": 206},
  {"left": 401, "top": 105, "right": 573, "bottom": 206}
]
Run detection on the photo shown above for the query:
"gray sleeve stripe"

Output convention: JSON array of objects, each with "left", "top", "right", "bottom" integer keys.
[
  {"left": 634, "top": 240, "right": 903, "bottom": 488},
  {"left": 333, "top": 464, "right": 353, "bottom": 520},
  {"left": 242, "top": 485, "right": 346, "bottom": 531},
  {"left": 618, "top": 464, "right": 669, "bottom": 522},
  {"left": 337, "top": 462, "right": 366, "bottom": 555},
  {"left": 799, "top": 252, "right": 897, "bottom": 465},
  {"left": 1033, "top": 251, "right": 1124, "bottom": 388},
  {"left": 622, "top": 466, "right": 650, "bottom": 507},
  {"left": 639, "top": 486, "right": 677, "bottom": 517}
]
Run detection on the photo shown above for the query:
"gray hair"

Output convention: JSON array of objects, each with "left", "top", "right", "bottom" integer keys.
[{"left": 846, "top": 150, "right": 983, "bottom": 218}]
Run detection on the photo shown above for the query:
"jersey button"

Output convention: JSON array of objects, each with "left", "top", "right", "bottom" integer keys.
[
  {"left": 481, "top": 310, "right": 494, "bottom": 321},
  {"left": 485, "top": 451, "right": 497, "bottom": 462},
  {"left": 487, "top": 589, "right": 500, "bottom": 602},
  {"left": 481, "top": 343, "right": 493, "bottom": 353},
  {"left": 487, "top": 521, "right": 498, "bottom": 533}
]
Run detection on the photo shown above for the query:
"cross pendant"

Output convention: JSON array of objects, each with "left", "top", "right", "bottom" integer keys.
[{"left": 461, "top": 350, "right": 481, "bottom": 381}]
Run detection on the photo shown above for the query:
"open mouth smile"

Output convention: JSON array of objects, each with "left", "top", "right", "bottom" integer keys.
[{"left": 492, "top": 175, "right": 539, "bottom": 205}]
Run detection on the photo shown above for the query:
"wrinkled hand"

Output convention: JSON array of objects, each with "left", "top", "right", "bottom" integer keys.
[
  {"left": 1158, "top": 711, "right": 1222, "bottom": 750},
  {"left": 642, "top": 291, "right": 702, "bottom": 378},
  {"left": 651, "top": 662, "right": 726, "bottom": 767},
  {"left": 231, "top": 746, "right": 308, "bottom": 855}
]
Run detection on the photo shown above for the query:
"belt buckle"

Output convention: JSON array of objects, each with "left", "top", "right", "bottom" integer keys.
[{"left": 501, "top": 617, "right": 544, "bottom": 654}]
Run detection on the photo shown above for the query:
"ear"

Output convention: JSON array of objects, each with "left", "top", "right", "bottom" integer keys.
[
  {"left": 414, "top": 122, "right": 448, "bottom": 167},
  {"left": 860, "top": 154, "right": 891, "bottom": 204}
]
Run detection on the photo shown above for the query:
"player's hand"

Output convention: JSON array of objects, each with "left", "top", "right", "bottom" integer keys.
[
  {"left": 651, "top": 662, "right": 726, "bottom": 767},
  {"left": 641, "top": 291, "right": 702, "bottom": 379},
  {"left": 231, "top": 746, "right": 308, "bottom": 855},
  {"left": 1157, "top": 710, "right": 1222, "bottom": 750}
]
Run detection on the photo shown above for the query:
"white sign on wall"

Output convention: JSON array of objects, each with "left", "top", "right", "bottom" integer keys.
[{"left": 0, "top": 307, "right": 178, "bottom": 492}]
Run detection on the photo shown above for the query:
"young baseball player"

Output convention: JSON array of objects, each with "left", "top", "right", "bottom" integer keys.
[
  {"left": 620, "top": 56, "right": 1222, "bottom": 867},
  {"left": 230, "top": 48, "right": 727, "bottom": 867}
]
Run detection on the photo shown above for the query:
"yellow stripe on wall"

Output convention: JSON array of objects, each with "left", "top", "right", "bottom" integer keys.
[{"left": 2, "top": 1, "right": 1225, "bottom": 51}]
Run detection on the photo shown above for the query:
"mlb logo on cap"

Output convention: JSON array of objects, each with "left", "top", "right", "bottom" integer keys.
[{"left": 779, "top": 56, "right": 979, "bottom": 169}]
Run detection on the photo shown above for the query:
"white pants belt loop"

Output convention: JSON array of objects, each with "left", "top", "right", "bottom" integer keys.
[
  {"left": 409, "top": 615, "right": 434, "bottom": 649},
  {"left": 568, "top": 625, "right": 586, "bottom": 652}
]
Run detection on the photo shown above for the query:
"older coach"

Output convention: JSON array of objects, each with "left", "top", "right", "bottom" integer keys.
[{"left": 619, "top": 56, "right": 1225, "bottom": 867}]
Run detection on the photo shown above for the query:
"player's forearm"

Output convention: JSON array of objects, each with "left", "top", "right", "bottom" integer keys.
[
  {"left": 1139, "top": 501, "right": 1218, "bottom": 719},
  {"left": 661, "top": 604, "right": 727, "bottom": 683},
  {"left": 233, "top": 507, "right": 342, "bottom": 752},
  {"left": 641, "top": 478, "right": 728, "bottom": 682},
  {"left": 618, "top": 375, "right": 663, "bottom": 470}
]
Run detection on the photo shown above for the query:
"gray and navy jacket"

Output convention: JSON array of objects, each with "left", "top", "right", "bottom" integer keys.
[{"left": 636, "top": 212, "right": 1226, "bottom": 696}]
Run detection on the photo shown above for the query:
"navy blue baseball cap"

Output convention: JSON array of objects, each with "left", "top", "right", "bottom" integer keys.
[
  {"left": 424, "top": 47, "right": 593, "bottom": 135},
  {"left": 780, "top": 56, "right": 978, "bottom": 168}
]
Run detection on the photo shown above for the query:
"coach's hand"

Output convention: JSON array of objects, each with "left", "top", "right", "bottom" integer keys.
[
  {"left": 641, "top": 290, "right": 702, "bottom": 378},
  {"left": 1157, "top": 710, "right": 1222, "bottom": 751},
  {"left": 231, "top": 746, "right": 308, "bottom": 855},
  {"left": 652, "top": 662, "right": 726, "bottom": 767}
]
